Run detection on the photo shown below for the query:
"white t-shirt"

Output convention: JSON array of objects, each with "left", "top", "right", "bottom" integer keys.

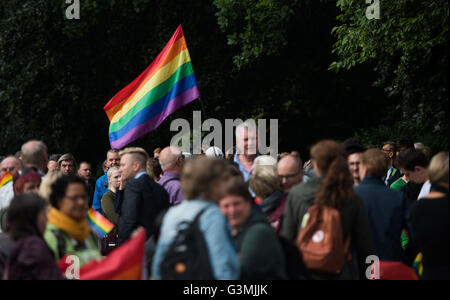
[
  {"left": 0, "top": 181, "right": 14, "bottom": 233},
  {"left": 417, "top": 180, "right": 431, "bottom": 200},
  {"left": 0, "top": 181, "right": 14, "bottom": 211}
]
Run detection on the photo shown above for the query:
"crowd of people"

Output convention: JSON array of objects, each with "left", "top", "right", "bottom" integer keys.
[{"left": 0, "top": 122, "right": 448, "bottom": 280}]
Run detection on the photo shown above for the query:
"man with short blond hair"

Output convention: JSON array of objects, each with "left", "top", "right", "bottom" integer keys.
[{"left": 118, "top": 147, "right": 169, "bottom": 244}]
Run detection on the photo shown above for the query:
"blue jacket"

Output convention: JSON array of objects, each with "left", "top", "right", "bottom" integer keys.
[
  {"left": 151, "top": 200, "right": 240, "bottom": 280},
  {"left": 93, "top": 172, "right": 108, "bottom": 214},
  {"left": 355, "top": 175, "right": 410, "bottom": 261}
]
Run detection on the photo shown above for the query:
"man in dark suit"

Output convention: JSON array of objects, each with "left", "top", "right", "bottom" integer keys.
[
  {"left": 118, "top": 147, "right": 169, "bottom": 245},
  {"left": 355, "top": 148, "right": 411, "bottom": 262},
  {"left": 77, "top": 161, "right": 96, "bottom": 208}
]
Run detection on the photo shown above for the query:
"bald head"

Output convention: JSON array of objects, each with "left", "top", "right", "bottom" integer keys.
[
  {"left": 277, "top": 154, "right": 303, "bottom": 193},
  {"left": 21, "top": 140, "right": 48, "bottom": 172},
  {"left": 159, "top": 146, "right": 183, "bottom": 173},
  {"left": 0, "top": 156, "right": 23, "bottom": 177}
]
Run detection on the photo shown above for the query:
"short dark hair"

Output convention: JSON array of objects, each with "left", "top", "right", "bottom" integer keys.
[
  {"left": 223, "top": 177, "right": 252, "bottom": 203},
  {"left": 49, "top": 176, "right": 87, "bottom": 209},
  {"left": 49, "top": 154, "right": 62, "bottom": 162},
  {"left": 397, "top": 139, "right": 414, "bottom": 151},
  {"left": 7, "top": 194, "right": 47, "bottom": 241},
  {"left": 107, "top": 149, "right": 120, "bottom": 156},
  {"left": 382, "top": 141, "right": 397, "bottom": 152},
  {"left": 342, "top": 138, "right": 367, "bottom": 156},
  {"left": 396, "top": 148, "right": 429, "bottom": 171}
]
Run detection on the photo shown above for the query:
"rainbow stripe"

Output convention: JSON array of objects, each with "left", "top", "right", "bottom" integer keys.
[
  {"left": 87, "top": 208, "right": 114, "bottom": 238},
  {"left": 0, "top": 172, "right": 13, "bottom": 188},
  {"left": 104, "top": 25, "right": 200, "bottom": 148}
]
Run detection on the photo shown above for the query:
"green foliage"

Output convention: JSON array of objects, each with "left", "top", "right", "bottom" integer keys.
[
  {"left": 330, "top": 0, "right": 449, "bottom": 150},
  {"left": 213, "top": 0, "right": 300, "bottom": 70},
  {"left": 0, "top": 0, "right": 447, "bottom": 167}
]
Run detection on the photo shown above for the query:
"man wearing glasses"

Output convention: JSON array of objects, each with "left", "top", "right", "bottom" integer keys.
[
  {"left": 382, "top": 141, "right": 402, "bottom": 186},
  {"left": 277, "top": 155, "right": 303, "bottom": 194}
]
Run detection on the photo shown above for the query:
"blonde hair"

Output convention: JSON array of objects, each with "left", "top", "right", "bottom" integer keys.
[
  {"left": 254, "top": 155, "right": 277, "bottom": 168},
  {"left": 107, "top": 166, "right": 120, "bottom": 190},
  {"left": 39, "top": 171, "right": 64, "bottom": 203},
  {"left": 119, "top": 147, "right": 149, "bottom": 169},
  {"left": 249, "top": 165, "right": 281, "bottom": 200},
  {"left": 428, "top": 151, "right": 449, "bottom": 185},
  {"left": 119, "top": 147, "right": 149, "bottom": 158}
]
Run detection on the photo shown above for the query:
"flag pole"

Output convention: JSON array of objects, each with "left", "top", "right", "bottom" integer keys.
[{"left": 197, "top": 97, "right": 219, "bottom": 157}]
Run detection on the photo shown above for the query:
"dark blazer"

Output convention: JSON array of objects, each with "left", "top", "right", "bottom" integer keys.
[
  {"left": 118, "top": 174, "right": 170, "bottom": 245},
  {"left": 386, "top": 167, "right": 402, "bottom": 187},
  {"left": 355, "top": 174, "right": 410, "bottom": 261}
]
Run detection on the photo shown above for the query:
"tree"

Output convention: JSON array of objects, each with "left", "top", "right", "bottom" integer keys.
[{"left": 330, "top": 0, "right": 449, "bottom": 149}]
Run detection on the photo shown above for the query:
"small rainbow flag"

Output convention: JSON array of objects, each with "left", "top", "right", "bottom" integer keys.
[
  {"left": 0, "top": 172, "right": 13, "bottom": 188},
  {"left": 87, "top": 208, "right": 114, "bottom": 238},
  {"left": 104, "top": 25, "right": 200, "bottom": 149}
]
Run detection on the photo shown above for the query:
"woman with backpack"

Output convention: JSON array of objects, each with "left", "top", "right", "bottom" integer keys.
[
  {"left": 151, "top": 157, "right": 240, "bottom": 280},
  {"left": 219, "top": 177, "right": 287, "bottom": 280},
  {"left": 43, "top": 176, "right": 102, "bottom": 267},
  {"left": 1, "top": 194, "right": 64, "bottom": 280},
  {"left": 295, "top": 140, "right": 373, "bottom": 280}
]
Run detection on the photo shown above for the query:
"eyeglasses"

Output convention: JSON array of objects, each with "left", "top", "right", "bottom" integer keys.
[
  {"left": 65, "top": 194, "right": 89, "bottom": 202},
  {"left": 279, "top": 170, "right": 301, "bottom": 180}
]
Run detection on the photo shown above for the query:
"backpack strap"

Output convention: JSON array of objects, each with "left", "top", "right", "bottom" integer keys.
[
  {"left": 161, "top": 177, "right": 181, "bottom": 189},
  {"left": 176, "top": 207, "right": 208, "bottom": 231},
  {"left": 192, "top": 207, "right": 208, "bottom": 224},
  {"left": 51, "top": 229, "right": 67, "bottom": 260}
]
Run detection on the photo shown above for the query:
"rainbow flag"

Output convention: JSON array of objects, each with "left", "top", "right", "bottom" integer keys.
[
  {"left": 59, "top": 229, "right": 147, "bottom": 280},
  {"left": 104, "top": 25, "right": 200, "bottom": 149},
  {"left": 0, "top": 172, "right": 13, "bottom": 188},
  {"left": 87, "top": 208, "right": 114, "bottom": 238}
]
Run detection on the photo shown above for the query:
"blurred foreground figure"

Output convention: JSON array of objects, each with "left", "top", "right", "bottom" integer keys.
[
  {"left": 410, "top": 152, "right": 449, "bottom": 280},
  {"left": 0, "top": 194, "right": 64, "bottom": 280},
  {"left": 152, "top": 157, "right": 240, "bottom": 280}
]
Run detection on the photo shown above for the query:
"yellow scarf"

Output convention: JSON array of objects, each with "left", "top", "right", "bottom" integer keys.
[{"left": 47, "top": 207, "right": 91, "bottom": 243}]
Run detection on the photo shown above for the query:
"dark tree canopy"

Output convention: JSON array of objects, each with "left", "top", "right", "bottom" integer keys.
[{"left": 0, "top": 0, "right": 447, "bottom": 175}]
